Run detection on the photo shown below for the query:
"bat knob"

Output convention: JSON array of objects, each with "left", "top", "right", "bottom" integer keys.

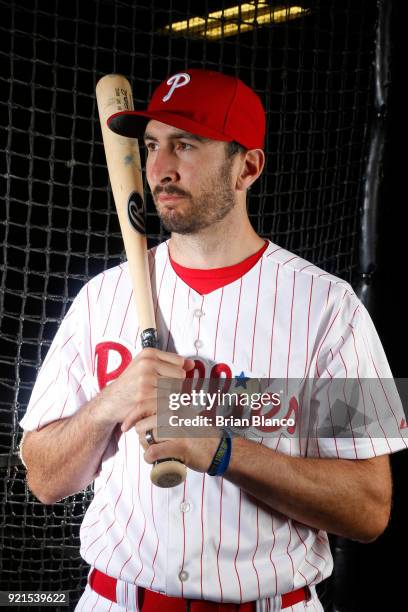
[
  {"left": 141, "top": 328, "right": 158, "bottom": 349},
  {"left": 150, "top": 459, "right": 187, "bottom": 488}
]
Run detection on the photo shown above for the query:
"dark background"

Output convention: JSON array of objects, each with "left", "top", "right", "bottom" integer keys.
[{"left": 0, "top": 0, "right": 406, "bottom": 609}]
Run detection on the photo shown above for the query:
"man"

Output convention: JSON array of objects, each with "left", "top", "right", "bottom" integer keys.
[{"left": 20, "top": 69, "right": 407, "bottom": 611}]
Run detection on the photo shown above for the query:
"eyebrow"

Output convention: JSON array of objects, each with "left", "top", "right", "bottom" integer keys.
[{"left": 143, "top": 130, "right": 210, "bottom": 143}]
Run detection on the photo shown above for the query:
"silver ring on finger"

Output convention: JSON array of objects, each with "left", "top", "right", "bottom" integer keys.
[{"left": 145, "top": 429, "right": 156, "bottom": 446}]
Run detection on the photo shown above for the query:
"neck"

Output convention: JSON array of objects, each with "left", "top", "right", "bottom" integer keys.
[{"left": 168, "top": 206, "right": 265, "bottom": 269}]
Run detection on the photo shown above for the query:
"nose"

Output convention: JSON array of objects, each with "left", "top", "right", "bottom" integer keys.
[{"left": 148, "top": 148, "right": 180, "bottom": 185}]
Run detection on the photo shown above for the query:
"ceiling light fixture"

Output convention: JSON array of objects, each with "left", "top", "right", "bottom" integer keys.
[{"left": 163, "top": 3, "right": 311, "bottom": 40}]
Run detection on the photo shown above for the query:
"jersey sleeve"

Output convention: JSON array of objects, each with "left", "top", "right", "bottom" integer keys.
[
  {"left": 307, "top": 289, "right": 408, "bottom": 459},
  {"left": 19, "top": 286, "right": 95, "bottom": 432}
]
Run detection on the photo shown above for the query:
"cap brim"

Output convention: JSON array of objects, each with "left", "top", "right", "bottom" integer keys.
[{"left": 107, "top": 110, "right": 233, "bottom": 143}]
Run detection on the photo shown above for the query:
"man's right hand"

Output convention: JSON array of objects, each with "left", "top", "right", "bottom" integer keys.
[{"left": 96, "top": 348, "right": 195, "bottom": 433}]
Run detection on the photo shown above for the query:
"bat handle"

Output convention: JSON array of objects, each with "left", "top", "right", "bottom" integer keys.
[
  {"left": 141, "top": 328, "right": 187, "bottom": 488},
  {"left": 140, "top": 328, "right": 159, "bottom": 349}
]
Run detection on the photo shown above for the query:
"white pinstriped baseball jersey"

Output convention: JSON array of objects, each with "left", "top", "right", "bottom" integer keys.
[{"left": 20, "top": 239, "right": 407, "bottom": 611}]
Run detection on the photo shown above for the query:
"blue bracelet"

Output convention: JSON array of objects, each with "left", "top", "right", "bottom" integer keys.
[{"left": 207, "top": 431, "right": 232, "bottom": 477}]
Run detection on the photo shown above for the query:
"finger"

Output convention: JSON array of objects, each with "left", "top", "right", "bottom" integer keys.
[
  {"left": 134, "top": 414, "right": 157, "bottom": 437},
  {"left": 143, "top": 439, "right": 186, "bottom": 465},
  {"left": 142, "top": 348, "right": 188, "bottom": 368},
  {"left": 183, "top": 358, "right": 196, "bottom": 371},
  {"left": 155, "top": 361, "right": 190, "bottom": 379},
  {"left": 135, "top": 415, "right": 159, "bottom": 450},
  {"left": 121, "top": 402, "right": 156, "bottom": 433}
]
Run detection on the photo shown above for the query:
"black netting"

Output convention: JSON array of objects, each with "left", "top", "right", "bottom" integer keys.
[{"left": 0, "top": 0, "right": 377, "bottom": 607}]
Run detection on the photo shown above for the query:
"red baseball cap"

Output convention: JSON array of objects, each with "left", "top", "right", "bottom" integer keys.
[{"left": 107, "top": 69, "right": 265, "bottom": 150}]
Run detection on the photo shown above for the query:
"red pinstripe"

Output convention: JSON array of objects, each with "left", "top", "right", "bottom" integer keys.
[
  {"left": 165, "top": 276, "right": 178, "bottom": 351},
  {"left": 232, "top": 278, "right": 243, "bottom": 363},
  {"left": 286, "top": 271, "right": 296, "bottom": 383},
  {"left": 293, "top": 523, "right": 322, "bottom": 583},
  {"left": 96, "top": 272, "right": 106, "bottom": 303},
  {"left": 338, "top": 338, "right": 358, "bottom": 459},
  {"left": 200, "top": 474, "right": 206, "bottom": 599},
  {"left": 91, "top": 461, "right": 125, "bottom": 565},
  {"left": 84, "top": 449, "right": 120, "bottom": 554},
  {"left": 284, "top": 521, "right": 296, "bottom": 581},
  {"left": 105, "top": 436, "right": 134, "bottom": 575},
  {"left": 216, "top": 478, "right": 224, "bottom": 602},
  {"left": 63, "top": 306, "right": 76, "bottom": 320},
  {"left": 119, "top": 289, "right": 133, "bottom": 338},
  {"left": 367, "top": 386, "right": 392, "bottom": 453},
  {"left": 363, "top": 338, "right": 408, "bottom": 449},
  {"left": 90, "top": 593, "right": 100, "bottom": 611},
  {"left": 213, "top": 288, "right": 224, "bottom": 361},
  {"left": 87, "top": 285, "right": 94, "bottom": 375},
  {"left": 250, "top": 257, "right": 263, "bottom": 371},
  {"left": 233, "top": 489, "right": 243, "bottom": 602},
  {"left": 103, "top": 270, "right": 123, "bottom": 336},
  {"left": 40, "top": 341, "right": 60, "bottom": 370},
  {"left": 268, "top": 515, "right": 278, "bottom": 597},
  {"left": 134, "top": 444, "right": 147, "bottom": 583},
  {"left": 251, "top": 505, "right": 261, "bottom": 600},
  {"left": 149, "top": 481, "right": 160, "bottom": 590},
  {"left": 325, "top": 282, "right": 331, "bottom": 308},
  {"left": 58, "top": 352, "right": 80, "bottom": 418},
  {"left": 195, "top": 295, "right": 204, "bottom": 356},
  {"left": 76, "top": 372, "right": 86, "bottom": 394},
  {"left": 350, "top": 326, "right": 376, "bottom": 457},
  {"left": 324, "top": 365, "right": 340, "bottom": 459},
  {"left": 314, "top": 290, "right": 348, "bottom": 377},
  {"left": 118, "top": 436, "right": 136, "bottom": 580},
  {"left": 79, "top": 590, "right": 91, "bottom": 611},
  {"left": 299, "top": 264, "right": 314, "bottom": 273},
  {"left": 180, "top": 480, "right": 188, "bottom": 598},
  {"left": 311, "top": 545, "right": 327, "bottom": 564},
  {"left": 36, "top": 362, "right": 62, "bottom": 428},
  {"left": 282, "top": 255, "right": 299, "bottom": 267},
  {"left": 32, "top": 330, "right": 76, "bottom": 414},
  {"left": 303, "top": 277, "right": 314, "bottom": 379},
  {"left": 268, "top": 264, "right": 280, "bottom": 377},
  {"left": 266, "top": 247, "right": 283, "bottom": 258}
]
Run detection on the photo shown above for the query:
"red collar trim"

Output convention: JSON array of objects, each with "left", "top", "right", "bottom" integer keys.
[{"left": 169, "top": 240, "right": 268, "bottom": 294}]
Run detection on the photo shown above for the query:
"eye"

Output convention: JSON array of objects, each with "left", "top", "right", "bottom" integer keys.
[
  {"left": 178, "top": 142, "right": 193, "bottom": 151},
  {"left": 145, "top": 142, "right": 158, "bottom": 151}
]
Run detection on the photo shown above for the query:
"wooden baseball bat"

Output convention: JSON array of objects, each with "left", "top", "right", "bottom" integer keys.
[{"left": 95, "top": 74, "right": 186, "bottom": 488}]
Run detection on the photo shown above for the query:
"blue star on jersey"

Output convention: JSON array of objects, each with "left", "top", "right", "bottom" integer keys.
[{"left": 234, "top": 371, "right": 249, "bottom": 389}]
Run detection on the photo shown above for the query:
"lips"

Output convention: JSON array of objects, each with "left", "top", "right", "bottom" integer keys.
[
  {"left": 158, "top": 193, "right": 184, "bottom": 202},
  {"left": 157, "top": 194, "right": 185, "bottom": 203}
]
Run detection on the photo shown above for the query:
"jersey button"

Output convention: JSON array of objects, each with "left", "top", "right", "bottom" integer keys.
[
  {"left": 194, "top": 339, "right": 203, "bottom": 349},
  {"left": 179, "top": 570, "right": 189, "bottom": 582},
  {"left": 180, "top": 501, "right": 191, "bottom": 513},
  {"left": 193, "top": 309, "right": 204, "bottom": 318}
]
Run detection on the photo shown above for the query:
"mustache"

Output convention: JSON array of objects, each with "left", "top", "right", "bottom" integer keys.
[{"left": 153, "top": 186, "right": 190, "bottom": 198}]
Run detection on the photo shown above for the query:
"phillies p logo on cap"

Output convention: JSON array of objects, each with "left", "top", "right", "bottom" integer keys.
[
  {"left": 162, "top": 73, "right": 191, "bottom": 102},
  {"left": 108, "top": 68, "right": 266, "bottom": 150}
]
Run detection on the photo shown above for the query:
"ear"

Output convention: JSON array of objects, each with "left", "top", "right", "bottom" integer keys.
[{"left": 235, "top": 149, "right": 265, "bottom": 191}]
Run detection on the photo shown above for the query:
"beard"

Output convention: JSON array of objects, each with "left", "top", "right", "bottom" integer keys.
[{"left": 152, "top": 157, "right": 236, "bottom": 235}]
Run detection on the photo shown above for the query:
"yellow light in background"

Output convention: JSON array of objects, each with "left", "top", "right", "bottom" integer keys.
[{"left": 162, "top": 3, "right": 311, "bottom": 40}]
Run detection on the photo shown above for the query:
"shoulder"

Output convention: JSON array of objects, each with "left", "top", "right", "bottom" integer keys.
[
  {"left": 263, "top": 240, "right": 356, "bottom": 301},
  {"left": 78, "top": 242, "right": 165, "bottom": 297}
]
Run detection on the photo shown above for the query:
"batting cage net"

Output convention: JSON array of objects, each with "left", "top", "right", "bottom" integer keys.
[{"left": 1, "top": 0, "right": 378, "bottom": 608}]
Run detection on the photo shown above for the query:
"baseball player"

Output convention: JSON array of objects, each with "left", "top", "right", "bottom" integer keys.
[{"left": 20, "top": 69, "right": 407, "bottom": 611}]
